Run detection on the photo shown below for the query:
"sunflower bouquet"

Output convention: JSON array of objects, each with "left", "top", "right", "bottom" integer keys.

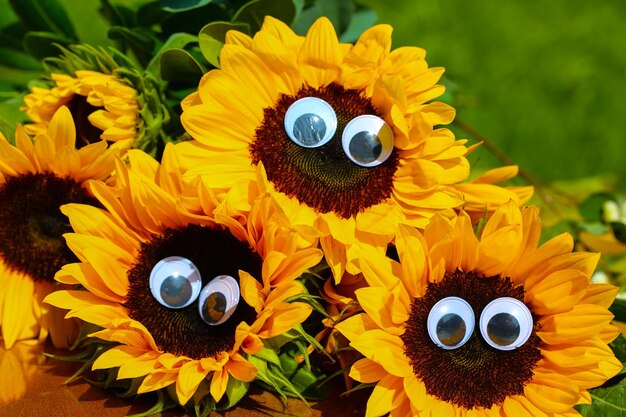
[{"left": 0, "top": 1, "right": 624, "bottom": 416}]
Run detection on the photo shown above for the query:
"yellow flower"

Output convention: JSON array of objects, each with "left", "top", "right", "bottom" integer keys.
[
  {"left": 45, "top": 143, "right": 323, "bottom": 406},
  {"left": 179, "top": 16, "right": 530, "bottom": 282},
  {"left": 23, "top": 71, "right": 139, "bottom": 148},
  {"left": 336, "top": 202, "right": 621, "bottom": 417},
  {"left": 21, "top": 45, "right": 169, "bottom": 155},
  {"left": 0, "top": 106, "right": 118, "bottom": 349}
]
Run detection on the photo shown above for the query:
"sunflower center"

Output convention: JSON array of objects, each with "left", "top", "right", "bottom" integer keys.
[
  {"left": 124, "top": 224, "right": 262, "bottom": 360},
  {"left": 401, "top": 270, "right": 542, "bottom": 410},
  {"left": 67, "top": 94, "right": 104, "bottom": 147},
  {"left": 0, "top": 172, "right": 96, "bottom": 282},
  {"left": 250, "top": 84, "right": 399, "bottom": 219}
]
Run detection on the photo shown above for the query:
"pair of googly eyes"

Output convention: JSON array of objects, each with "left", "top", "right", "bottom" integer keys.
[
  {"left": 149, "top": 256, "right": 240, "bottom": 326},
  {"left": 283, "top": 97, "right": 394, "bottom": 167},
  {"left": 427, "top": 297, "right": 533, "bottom": 351}
]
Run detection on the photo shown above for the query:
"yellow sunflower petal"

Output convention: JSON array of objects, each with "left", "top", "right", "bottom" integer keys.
[
  {"left": 350, "top": 329, "right": 412, "bottom": 378},
  {"left": 176, "top": 360, "right": 211, "bottom": 405},
  {"left": 209, "top": 369, "right": 229, "bottom": 402},
  {"left": 350, "top": 358, "right": 387, "bottom": 383},
  {"left": 137, "top": 371, "right": 178, "bottom": 394},
  {"left": 365, "top": 374, "right": 403, "bottom": 417},
  {"left": 524, "top": 371, "right": 579, "bottom": 413},
  {"left": 225, "top": 352, "right": 257, "bottom": 382}
]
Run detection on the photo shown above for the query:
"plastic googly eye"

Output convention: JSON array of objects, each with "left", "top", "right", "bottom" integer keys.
[
  {"left": 149, "top": 256, "right": 202, "bottom": 309},
  {"left": 284, "top": 97, "right": 337, "bottom": 148},
  {"left": 197, "top": 275, "right": 240, "bottom": 326},
  {"left": 427, "top": 297, "right": 475, "bottom": 350},
  {"left": 479, "top": 297, "right": 533, "bottom": 351},
  {"left": 341, "top": 115, "right": 394, "bottom": 167}
]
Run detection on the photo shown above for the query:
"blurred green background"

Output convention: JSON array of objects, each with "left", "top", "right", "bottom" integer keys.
[{"left": 362, "top": 0, "right": 626, "bottom": 191}]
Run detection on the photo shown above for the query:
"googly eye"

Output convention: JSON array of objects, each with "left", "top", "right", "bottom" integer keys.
[
  {"left": 341, "top": 115, "right": 394, "bottom": 167},
  {"left": 284, "top": 97, "right": 337, "bottom": 148},
  {"left": 197, "top": 275, "right": 240, "bottom": 326},
  {"left": 427, "top": 297, "right": 475, "bottom": 350},
  {"left": 149, "top": 256, "right": 202, "bottom": 309},
  {"left": 479, "top": 297, "right": 533, "bottom": 351}
]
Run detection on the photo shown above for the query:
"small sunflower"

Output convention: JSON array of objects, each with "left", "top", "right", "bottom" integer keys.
[
  {"left": 0, "top": 106, "right": 118, "bottom": 349},
  {"left": 179, "top": 16, "right": 530, "bottom": 281},
  {"left": 45, "top": 144, "right": 323, "bottom": 407},
  {"left": 22, "top": 45, "right": 168, "bottom": 154},
  {"left": 336, "top": 202, "right": 621, "bottom": 417}
]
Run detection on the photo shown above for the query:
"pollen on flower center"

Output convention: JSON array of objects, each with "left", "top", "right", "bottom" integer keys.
[
  {"left": 124, "top": 224, "right": 262, "bottom": 360},
  {"left": 250, "top": 83, "right": 399, "bottom": 219},
  {"left": 401, "top": 270, "right": 542, "bottom": 410},
  {"left": 0, "top": 172, "right": 97, "bottom": 283}
]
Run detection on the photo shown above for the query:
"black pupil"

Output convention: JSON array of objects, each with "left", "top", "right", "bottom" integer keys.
[
  {"left": 293, "top": 113, "right": 326, "bottom": 146},
  {"left": 201, "top": 292, "right": 227, "bottom": 324},
  {"left": 160, "top": 275, "right": 192, "bottom": 308},
  {"left": 436, "top": 313, "right": 466, "bottom": 346},
  {"left": 349, "top": 131, "right": 382, "bottom": 163},
  {"left": 487, "top": 313, "right": 520, "bottom": 346}
]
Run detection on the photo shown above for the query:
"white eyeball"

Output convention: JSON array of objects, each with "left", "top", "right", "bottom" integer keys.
[
  {"left": 341, "top": 115, "right": 394, "bottom": 167},
  {"left": 197, "top": 275, "right": 240, "bottom": 326},
  {"left": 479, "top": 297, "right": 533, "bottom": 351},
  {"left": 427, "top": 297, "right": 475, "bottom": 350},
  {"left": 149, "top": 256, "right": 202, "bottom": 309},
  {"left": 284, "top": 97, "right": 337, "bottom": 148}
]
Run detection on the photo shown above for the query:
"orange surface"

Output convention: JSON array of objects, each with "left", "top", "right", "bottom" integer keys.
[{"left": 0, "top": 343, "right": 367, "bottom": 417}]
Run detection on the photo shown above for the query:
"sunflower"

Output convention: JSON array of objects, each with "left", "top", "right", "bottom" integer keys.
[
  {"left": 45, "top": 143, "right": 323, "bottom": 407},
  {"left": 22, "top": 45, "right": 168, "bottom": 153},
  {"left": 179, "top": 16, "right": 531, "bottom": 282},
  {"left": 335, "top": 202, "right": 621, "bottom": 417},
  {"left": 0, "top": 106, "right": 119, "bottom": 349}
]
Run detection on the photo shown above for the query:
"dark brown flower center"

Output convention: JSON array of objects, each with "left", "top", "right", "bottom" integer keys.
[
  {"left": 401, "top": 270, "right": 542, "bottom": 410},
  {"left": 250, "top": 83, "right": 399, "bottom": 219},
  {"left": 0, "top": 172, "right": 96, "bottom": 282},
  {"left": 67, "top": 94, "right": 104, "bottom": 148},
  {"left": 124, "top": 224, "right": 262, "bottom": 360}
]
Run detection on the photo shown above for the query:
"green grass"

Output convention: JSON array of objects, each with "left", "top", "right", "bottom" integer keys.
[{"left": 360, "top": 0, "right": 626, "bottom": 190}]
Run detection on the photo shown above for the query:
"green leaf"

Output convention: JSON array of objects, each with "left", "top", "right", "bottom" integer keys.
[
  {"left": 198, "top": 21, "right": 249, "bottom": 68},
  {"left": 218, "top": 377, "right": 249, "bottom": 411},
  {"left": 232, "top": 0, "right": 298, "bottom": 32},
  {"left": 57, "top": 0, "right": 115, "bottom": 46},
  {"left": 24, "top": 31, "right": 73, "bottom": 60},
  {"left": 612, "top": 222, "right": 626, "bottom": 244},
  {"left": 576, "top": 374, "right": 626, "bottom": 416},
  {"left": 146, "top": 32, "right": 198, "bottom": 75},
  {"left": 108, "top": 26, "right": 158, "bottom": 53},
  {"left": 610, "top": 334, "right": 626, "bottom": 365},
  {"left": 610, "top": 299, "right": 626, "bottom": 323},
  {"left": 0, "top": 94, "right": 28, "bottom": 141},
  {"left": 292, "top": 0, "right": 352, "bottom": 36},
  {"left": 253, "top": 346, "right": 283, "bottom": 367},
  {"left": 136, "top": 1, "right": 170, "bottom": 27},
  {"left": 0, "top": 46, "right": 42, "bottom": 70},
  {"left": 580, "top": 192, "right": 616, "bottom": 223},
  {"left": 338, "top": 7, "right": 376, "bottom": 42},
  {"left": 8, "top": 0, "right": 77, "bottom": 39},
  {"left": 161, "top": 0, "right": 213, "bottom": 12},
  {"left": 160, "top": 48, "right": 205, "bottom": 82},
  {"left": 161, "top": 4, "right": 229, "bottom": 37}
]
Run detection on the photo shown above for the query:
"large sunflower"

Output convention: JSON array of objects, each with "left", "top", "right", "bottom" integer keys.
[
  {"left": 0, "top": 106, "right": 119, "bottom": 349},
  {"left": 179, "top": 16, "right": 531, "bottom": 281},
  {"left": 335, "top": 202, "right": 621, "bottom": 417},
  {"left": 45, "top": 143, "right": 323, "bottom": 407},
  {"left": 22, "top": 45, "right": 168, "bottom": 154}
]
